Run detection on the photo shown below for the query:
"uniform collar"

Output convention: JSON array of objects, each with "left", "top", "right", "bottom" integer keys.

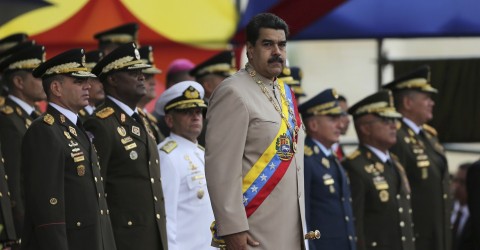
[
  {"left": 8, "top": 95, "right": 35, "bottom": 115},
  {"left": 107, "top": 95, "right": 137, "bottom": 117},
  {"left": 403, "top": 117, "right": 422, "bottom": 134},
  {"left": 170, "top": 132, "right": 198, "bottom": 148},
  {"left": 365, "top": 144, "right": 390, "bottom": 163},
  {"left": 312, "top": 138, "right": 332, "bottom": 156},
  {"left": 49, "top": 102, "right": 78, "bottom": 124},
  {"left": 84, "top": 105, "right": 95, "bottom": 115}
]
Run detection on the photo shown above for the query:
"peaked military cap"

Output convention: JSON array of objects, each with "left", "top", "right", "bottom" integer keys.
[
  {"left": 92, "top": 42, "right": 150, "bottom": 77},
  {"left": 0, "top": 44, "right": 45, "bottom": 73},
  {"left": 0, "top": 41, "right": 36, "bottom": 63},
  {"left": 299, "top": 88, "right": 344, "bottom": 118},
  {"left": 94, "top": 23, "right": 139, "bottom": 46},
  {"left": 32, "top": 48, "right": 96, "bottom": 79},
  {"left": 348, "top": 90, "right": 402, "bottom": 119},
  {"left": 278, "top": 66, "right": 305, "bottom": 97},
  {"left": 383, "top": 65, "right": 438, "bottom": 94},
  {"left": 156, "top": 80, "right": 207, "bottom": 116},
  {"left": 0, "top": 33, "right": 29, "bottom": 53},
  {"left": 189, "top": 50, "right": 236, "bottom": 78},
  {"left": 138, "top": 45, "right": 161, "bottom": 74},
  {"left": 84, "top": 50, "right": 103, "bottom": 70}
]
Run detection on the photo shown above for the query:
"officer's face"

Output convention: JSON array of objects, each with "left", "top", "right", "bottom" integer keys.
[
  {"left": 166, "top": 108, "right": 203, "bottom": 143},
  {"left": 452, "top": 168, "right": 468, "bottom": 204},
  {"left": 405, "top": 91, "right": 434, "bottom": 124},
  {"left": 88, "top": 78, "right": 104, "bottom": 106},
  {"left": 110, "top": 69, "right": 146, "bottom": 100},
  {"left": 339, "top": 100, "right": 350, "bottom": 135},
  {"left": 307, "top": 115, "right": 343, "bottom": 148},
  {"left": 52, "top": 76, "right": 91, "bottom": 113},
  {"left": 247, "top": 28, "right": 286, "bottom": 80},
  {"left": 22, "top": 72, "right": 47, "bottom": 102},
  {"left": 359, "top": 114, "right": 398, "bottom": 150},
  {"left": 143, "top": 74, "right": 157, "bottom": 102}
]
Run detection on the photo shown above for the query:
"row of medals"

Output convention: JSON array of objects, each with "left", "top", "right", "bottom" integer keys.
[
  {"left": 184, "top": 155, "right": 205, "bottom": 199},
  {"left": 64, "top": 126, "right": 87, "bottom": 177},
  {"left": 405, "top": 129, "right": 430, "bottom": 180}
]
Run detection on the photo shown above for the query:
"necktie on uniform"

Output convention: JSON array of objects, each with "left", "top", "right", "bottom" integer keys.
[
  {"left": 30, "top": 111, "right": 40, "bottom": 119},
  {"left": 132, "top": 113, "right": 143, "bottom": 125}
]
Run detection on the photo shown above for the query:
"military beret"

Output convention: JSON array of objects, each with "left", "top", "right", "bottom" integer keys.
[
  {"left": 383, "top": 65, "right": 438, "bottom": 94},
  {"left": 0, "top": 44, "right": 45, "bottom": 73},
  {"left": 93, "top": 23, "right": 139, "bottom": 46},
  {"left": 299, "top": 88, "right": 343, "bottom": 118},
  {"left": 0, "top": 33, "right": 29, "bottom": 53},
  {"left": 92, "top": 42, "right": 150, "bottom": 77},
  {"left": 189, "top": 50, "right": 236, "bottom": 78},
  {"left": 156, "top": 80, "right": 207, "bottom": 116},
  {"left": 32, "top": 48, "right": 96, "bottom": 79},
  {"left": 348, "top": 90, "right": 402, "bottom": 119},
  {"left": 138, "top": 45, "right": 161, "bottom": 74},
  {"left": 84, "top": 50, "right": 103, "bottom": 70}
]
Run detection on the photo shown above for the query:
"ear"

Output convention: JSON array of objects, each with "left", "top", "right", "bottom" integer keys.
[
  {"left": 50, "top": 80, "right": 63, "bottom": 97},
  {"left": 358, "top": 123, "right": 371, "bottom": 137},
  {"left": 402, "top": 95, "right": 413, "bottom": 111},
  {"left": 11, "top": 75, "right": 25, "bottom": 90},
  {"left": 164, "top": 113, "right": 174, "bottom": 129},
  {"left": 306, "top": 117, "right": 318, "bottom": 132},
  {"left": 107, "top": 74, "right": 118, "bottom": 87},
  {"left": 246, "top": 41, "right": 255, "bottom": 60}
]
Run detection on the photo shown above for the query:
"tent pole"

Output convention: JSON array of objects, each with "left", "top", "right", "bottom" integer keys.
[{"left": 376, "top": 38, "right": 384, "bottom": 90}]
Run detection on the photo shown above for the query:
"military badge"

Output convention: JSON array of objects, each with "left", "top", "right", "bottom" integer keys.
[
  {"left": 117, "top": 126, "right": 127, "bottom": 136},
  {"left": 404, "top": 137, "right": 410, "bottom": 144},
  {"left": 25, "top": 119, "right": 32, "bottom": 128},
  {"left": 64, "top": 131, "right": 72, "bottom": 139},
  {"left": 121, "top": 136, "right": 133, "bottom": 144},
  {"left": 379, "top": 190, "right": 389, "bottom": 202},
  {"left": 197, "top": 189, "right": 205, "bottom": 199},
  {"left": 375, "top": 162, "right": 384, "bottom": 173},
  {"left": 60, "top": 115, "right": 66, "bottom": 123},
  {"left": 314, "top": 146, "right": 319, "bottom": 154},
  {"left": 373, "top": 176, "right": 389, "bottom": 190},
  {"left": 16, "top": 107, "right": 22, "bottom": 116},
  {"left": 121, "top": 113, "right": 126, "bottom": 123},
  {"left": 124, "top": 143, "right": 137, "bottom": 150},
  {"left": 275, "top": 133, "right": 293, "bottom": 161},
  {"left": 77, "top": 165, "right": 85, "bottom": 176},
  {"left": 321, "top": 158, "right": 330, "bottom": 168},
  {"left": 73, "top": 155, "right": 85, "bottom": 163},
  {"left": 364, "top": 164, "right": 375, "bottom": 174},
  {"left": 71, "top": 147, "right": 80, "bottom": 152},
  {"left": 68, "top": 140, "right": 78, "bottom": 147},
  {"left": 132, "top": 126, "right": 141, "bottom": 136},
  {"left": 68, "top": 126, "right": 77, "bottom": 137},
  {"left": 130, "top": 150, "right": 138, "bottom": 160}
]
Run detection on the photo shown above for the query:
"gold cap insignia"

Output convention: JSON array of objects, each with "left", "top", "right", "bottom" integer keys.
[{"left": 183, "top": 86, "right": 200, "bottom": 99}]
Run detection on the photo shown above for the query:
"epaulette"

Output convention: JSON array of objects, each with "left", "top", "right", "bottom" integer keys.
[
  {"left": 96, "top": 107, "right": 114, "bottom": 119},
  {"left": 79, "top": 109, "right": 86, "bottom": 116},
  {"left": 0, "top": 96, "right": 5, "bottom": 107},
  {"left": 43, "top": 114, "right": 54, "bottom": 125},
  {"left": 137, "top": 108, "right": 146, "bottom": 116},
  {"left": 160, "top": 141, "right": 177, "bottom": 154},
  {"left": 197, "top": 144, "right": 205, "bottom": 151},
  {"left": 0, "top": 105, "right": 13, "bottom": 115},
  {"left": 422, "top": 124, "right": 437, "bottom": 137},
  {"left": 146, "top": 112, "right": 158, "bottom": 123},
  {"left": 347, "top": 149, "right": 361, "bottom": 160},
  {"left": 304, "top": 145, "right": 313, "bottom": 156},
  {"left": 396, "top": 121, "right": 402, "bottom": 130},
  {"left": 390, "top": 153, "right": 399, "bottom": 161}
]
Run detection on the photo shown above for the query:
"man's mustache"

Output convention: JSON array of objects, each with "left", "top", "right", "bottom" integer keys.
[{"left": 268, "top": 55, "right": 284, "bottom": 64}]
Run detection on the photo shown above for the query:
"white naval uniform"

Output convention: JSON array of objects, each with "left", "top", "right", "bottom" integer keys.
[{"left": 158, "top": 133, "right": 215, "bottom": 250}]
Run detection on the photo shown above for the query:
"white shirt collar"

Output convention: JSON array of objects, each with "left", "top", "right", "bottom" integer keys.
[
  {"left": 108, "top": 95, "right": 137, "bottom": 117},
  {"left": 403, "top": 117, "right": 422, "bottom": 134},
  {"left": 170, "top": 132, "right": 198, "bottom": 148},
  {"left": 365, "top": 144, "right": 391, "bottom": 163},
  {"left": 312, "top": 139, "right": 332, "bottom": 156},
  {"left": 8, "top": 95, "right": 35, "bottom": 115},
  {"left": 49, "top": 103, "right": 78, "bottom": 124},
  {"left": 84, "top": 105, "right": 95, "bottom": 115}
]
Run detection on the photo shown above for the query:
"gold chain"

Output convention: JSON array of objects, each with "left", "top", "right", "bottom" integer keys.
[{"left": 245, "top": 63, "right": 299, "bottom": 136}]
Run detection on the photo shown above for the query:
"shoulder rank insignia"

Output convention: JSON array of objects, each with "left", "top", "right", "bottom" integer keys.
[
  {"left": 390, "top": 153, "right": 399, "bottom": 161},
  {"left": 137, "top": 108, "right": 146, "bottom": 116},
  {"left": 347, "top": 149, "right": 360, "bottom": 160},
  {"left": 146, "top": 112, "right": 158, "bottom": 123},
  {"left": 0, "top": 105, "right": 13, "bottom": 115},
  {"left": 161, "top": 141, "right": 178, "bottom": 154},
  {"left": 0, "top": 96, "right": 4, "bottom": 106},
  {"left": 43, "top": 114, "right": 54, "bottom": 125},
  {"left": 396, "top": 121, "right": 402, "bottom": 130},
  {"left": 422, "top": 124, "right": 437, "bottom": 137},
  {"left": 197, "top": 144, "right": 205, "bottom": 151},
  {"left": 96, "top": 107, "right": 114, "bottom": 119},
  {"left": 79, "top": 109, "right": 86, "bottom": 116},
  {"left": 304, "top": 145, "right": 313, "bottom": 156}
]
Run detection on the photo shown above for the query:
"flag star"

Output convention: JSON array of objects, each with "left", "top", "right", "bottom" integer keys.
[
  {"left": 260, "top": 174, "right": 267, "bottom": 181},
  {"left": 243, "top": 195, "right": 248, "bottom": 204},
  {"left": 269, "top": 163, "right": 276, "bottom": 170},
  {"left": 250, "top": 185, "right": 258, "bottom": 193}
]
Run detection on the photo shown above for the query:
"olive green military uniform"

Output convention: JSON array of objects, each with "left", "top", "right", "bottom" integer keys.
[
  {"left": 21, "top": 105, "right": 116, "bottom": 250},
  {"left": 138, "top": 109, "right": 164, "bottom": 144},
  {"left": 85, "top": 98, "right": 167, "bottom": 250},
  {"left": 343, "top": 145, "right": 415, "bottom": 250},
  {"left": 390, "top": 121, "right": 451, "bottom": 250},
  {"left": 0, "top": 143, "right": 17, "bottom": 245}
]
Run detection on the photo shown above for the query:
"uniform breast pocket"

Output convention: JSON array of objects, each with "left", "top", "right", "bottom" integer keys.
[{"left": 186, "top": 173, "right": 208, "bottom": 205}]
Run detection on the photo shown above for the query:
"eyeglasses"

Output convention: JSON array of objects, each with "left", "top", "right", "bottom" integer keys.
[{"left": 174, "top": 108, "right": 203, "bottom": 116}]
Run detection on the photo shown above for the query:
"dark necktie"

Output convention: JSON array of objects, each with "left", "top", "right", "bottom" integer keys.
[
  {"left": 452, "top": 208, "right": 463, "bottom": 238},
  {"left": 132, "top": 113, "right": 143, "bottom": 125},
  {"left": 76, "top": 117, "right": 89, "bottom": 140},
  {"left": 30, "top": 111, "right": 40, "bottom": 119}
]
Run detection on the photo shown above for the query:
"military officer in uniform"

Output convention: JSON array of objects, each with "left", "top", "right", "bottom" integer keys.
[
  {"left": 0, "top": 143, "right": 17, "bottom": 248},
  {"left": 205, "top": 13, "right": 310, "bottom": 250},
  {"left": 342, "top": 90, "right": 415, "bottom": 250},
  {"left": 84, "top": 43, "right": 167, "bottom": 250},
  {"left": 93, "top": 23, "right": 139, "bottom": 56},
  {"left": 78, "top": 50, "right": 105, "bottom": 121},
  {"left": 0, "top": 42, "right": 46, "bottom": 243},
  {"left": 22, "top": 49, "right": 116, "bottom": 250},
  {"left": 300, "top": 88, "right": 356, "bottom": 250},
  {"left": 156, "top": 81, "right": 214, "bottom": 250},
  {"left": 137, "top": 45, "right": 164, "bottom": 144},
  {"left": 383, "top": 65, "right": 451, "bottom": 250}
]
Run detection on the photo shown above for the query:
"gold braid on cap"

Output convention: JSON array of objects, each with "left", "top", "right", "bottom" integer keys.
[
  {"left": 99, "top": 34, "right": 134, "bottom": 43},
  {"left": 45, "top": 62, "right": 88, "bottom": 75},
  {"left": 354, "top": 101, "right": 396, "bottom": 115},
  {"left": 306, "top": 101, "right": 336, "bottom": 115},
  {"left": 102, "top": 56, "right": 144, "bottom": 73},
  {"left": 197, "top": 63, "right": 234, "bottom": 76},
  {"left": 8, "top": 58, "right": 42, "bottom": 70},
  {"left": 395, "top": 78, "right": 428, "bottom": 89}
]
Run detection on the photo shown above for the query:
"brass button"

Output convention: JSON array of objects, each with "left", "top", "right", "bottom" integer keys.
[
  {"left": 98, "top": 193, "right": 101, "bottom": 198},
  {"left": 76, "top": 222, "right": 81, "bottom": 227},
  {"left": 156, "top": 214, "right": 160, "bottom": 219},
  {"left": 150, "top": 178, "right": 154, "bottom": 183},
  {"left": 443, "top": 194, "right": 448, "bottom": 199},
  {"left": 148, "top": 161, "right": 151, "bottom": 165},
  {"left": 105, "top": 193, "right": 108, "bottom": 197},
  {"left": 154, "top": 196, "right": 158, "bottom": 201},
  {"left": 155, "top": 159, "right": 159, "bottom": 164},
  {"left": 345, "top": 216, "right": 349, "bottom": 222},
  {"left": 402, "top": 236, "right": 406, "bottom": 241},
  {"left": 406, "top": 194, "right": 410, "bottom": 200},
  {"left": 107, "top": 209, "right": 109, "bottom": 215},
  {"left": 349, "top": 197, "right": 352, "bottom": 202},
  {"left": 4, "top": 175, "right": 7, "bottom": 180},
  {"left": 341, "top": 197, "right": 345, "bottom": 202},
  {"left": 398, "top": 207, "right": 403, "bottom": 213},
  {"left": 348, "top": 235, "right": 353, "bottom": 240},
  {"left": 101, "top": 177, "right": 104, "bottom": 182},
  {"left": 400, "top": 221, "right": 405, "bottom": 227},
  {"left": 371, "top": 242, "right": 377, "bottom": 247},
  {"left": 50, "top": 198, "right": 58, "bottom": 205},
  {"left": 413, "top": 237, "right": 416, "bottom": 242},
  {"left": 94, "top": 177, "right": 98, "bottom": 182},
  {"left": 127, "top": 221, "right": 133, "bottom": 226},
  {"left": 0, "top": 192, "right": 3, "bottom": 197},
  {"left": 100, "top": 210, "right": 103, "bottom": 215},
  {"left": 396, "top": 194, "right": 401, "bottom": 200},
  {"left": 7, "top": 192, "right": 10, "bottom": 197},
  {"left": 409, "top": 209, "right": 412, "bottom": 214}
]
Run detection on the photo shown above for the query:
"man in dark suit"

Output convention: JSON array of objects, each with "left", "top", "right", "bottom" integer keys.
[
  {"left": 22, "top": 49, "right": 116, "bottom": 249},
  {"left": 300, "top": 88, "right": 356, "bottom": 250},
  {"left": 85, "top": 43, "right": 167, "bottom": 250},
  {"left": 383, "top": 65, "right": 451, "bottom": 250},
  {"left": 0, "top": 42, "right": 46, "bottom": 243},
  {"left": 342, "top": 90, "right": 415, "bottom": 250}
]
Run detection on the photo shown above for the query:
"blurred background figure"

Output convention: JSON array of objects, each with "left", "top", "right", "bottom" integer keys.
[
  {"left": 79, "top": 50, "right": 105, "bottom": 122},
  {"left": 277, "top": 66, "right": 306, "bottom": 101},
  {"left": 466, "top": 160, "right": 480, "bottom": 250},
  {"left": 93, "top": 22, "right": 139, "bottom": 56},
  {"left": 451, "top": 162, "right": 472, "bottom": 250},
  {"left": 333, "top": 94, "right": 350, "bottom": 160}
]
